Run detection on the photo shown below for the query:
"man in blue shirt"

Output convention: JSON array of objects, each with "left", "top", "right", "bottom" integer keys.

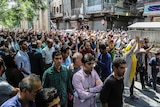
[
  {"left": 1, "top": 74, "right": 42, "bottom": 107},
  {"left": 96, "top": 44, "right": 112, "bottom": 82}
]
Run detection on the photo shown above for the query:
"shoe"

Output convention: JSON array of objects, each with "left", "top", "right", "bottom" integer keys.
[{"left": 130, "top": 95, "right": 139, "bottom": 100}]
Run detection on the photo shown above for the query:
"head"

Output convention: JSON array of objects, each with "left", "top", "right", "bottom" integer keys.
[
  {"left": 112, "top": 58, "right": 126, "bottom": 77},
  {"left": 84, "top": 41, "right": 91, "bottom": 50},
  {"left": 52, "top": 51, "right": 63, "bottom": 68},
  {"left": 36, "top": 40, "right": 42, "bottom": 48},
  {"left": 18, "top": 74, "right": 42, "bottom": 101},
  {"left": 61, "top": 45, "right": 70, "bottom": 60},
  {"left": 72, "top": 52, "right": 83, "bottom": 68},
  {"left": 35, "top": 88, "right": 60, "bottom": 107},
  {"left": 47, "top": 39, "right": 53, "bottom": 48},
  {"left": 155, "top": 52, "right": 160, "bottom": 58},
  {"left": 99, "top": 44, "right": 106, "bottom": 54},
  {"left": 82, "top": 54, "right": 95, "bottom": 74},
  {"left": 19, "top": 39, "right": 28, "bottom": 51}
]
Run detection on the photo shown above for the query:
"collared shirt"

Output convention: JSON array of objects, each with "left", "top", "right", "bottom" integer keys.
[
  {"left": 15, "top": 50, "right": 31, "bottom": 77},
  {"left": 62, "top": 56, "right": 72, "bottom": 67},
  {"left": 42, "top": 65, "right": 73, "bottom": 105},
  {"left": 72, "top": 68, "right": 103, "bottom": 107},
  {"left": 1, "top": 94, "right": 36, "bottom": 107},
  {"left": 42, "top": 46, "right": 55, "bottom": 64}
]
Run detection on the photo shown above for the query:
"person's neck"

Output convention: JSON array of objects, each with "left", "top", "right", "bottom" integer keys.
[
  {"left": 113, "top": 72, "right": 122, "bottom": 80},
  {"left": 83, "top": 68, "right": 91, "bottom": 75},
  {"left": 18, "top": 93, "right": 29, "bottom": 107},
  {"left": 54, "top": 65, "right": 61, "bottom": 72},
  {"left": 73, "top": 63, "right": 80, "bottom": 69}
]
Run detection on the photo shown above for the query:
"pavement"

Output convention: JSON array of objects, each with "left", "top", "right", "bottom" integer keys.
[
  {"left": 123, "top": 81, "right": 160, "bottom": 107},
  {"left": 96, "top": 81, "right": 160, "bottom": 107}
]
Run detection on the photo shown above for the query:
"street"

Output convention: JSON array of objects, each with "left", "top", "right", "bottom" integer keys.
[{"left": 123, "top": 81, "right": 160, "bottom": 107}]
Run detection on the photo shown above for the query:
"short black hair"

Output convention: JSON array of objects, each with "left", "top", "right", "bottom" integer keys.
[
  {"left": 82, "top": 53, "right": 95, "bottom": 64},
  {"left": 52, "top": 50, "right": 62, "bottom": 59},
  {"left": 112, "top": 58, "right": 126, "bottom": 68},
  {"left": 99, "top": 44, "right": 106, "bottom": 50},
  {"left": 61, "top": 44, "right": 70, "bottom": 53},
  {"left": 19, "top": 39, "right": 26, "bottom": 46}
]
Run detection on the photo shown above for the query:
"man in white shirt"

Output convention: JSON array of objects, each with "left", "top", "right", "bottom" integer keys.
[{"left": 42, "top": 39, "right": 55, "bottom": 69}]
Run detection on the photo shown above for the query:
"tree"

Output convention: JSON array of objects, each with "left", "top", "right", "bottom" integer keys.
[{"left": 0, "top": 0, "right": 47, "bottom": 28}]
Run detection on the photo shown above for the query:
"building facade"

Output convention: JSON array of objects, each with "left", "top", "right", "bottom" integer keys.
[{"left": 50, "top": 0, "right": 138, "bottom": 30}]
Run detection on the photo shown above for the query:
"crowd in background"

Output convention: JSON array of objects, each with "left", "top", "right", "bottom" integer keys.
[{"left": 0, "top": 28, "right": 160, "bottom": 107}]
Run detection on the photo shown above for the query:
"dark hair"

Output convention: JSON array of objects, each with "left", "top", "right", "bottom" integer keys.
[
  {"left": 52, "top": 50, "right": 62, "bottom": 59},
  {"left": 112, "top": 58, "right": 126, "bottom": 68},
  {"left": 82, "top": 53, "right": 95, "bottom": 64},
  {"left": 18, "top": 74, "right": 41, "bottom": 92},
  {"left": 61, "top": 44, "right": 70, "bottom": 53},
  {"left": 19, "top": 39, "right": 26, "bottom": 46},
  {"left": 99, "top": 44, "right": 106, "bottom": 50},
  {"left": 35, "top": 88, "right": 59, "bottom": 107}
]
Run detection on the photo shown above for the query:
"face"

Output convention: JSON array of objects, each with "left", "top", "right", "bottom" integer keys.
[
  {"left": 48, "top": 41, "right": 53, "bottom": 48},
  {"left": 75, "top": 56, "right": 82, "bottom": 67},
  {"left": 83, "top": 60, "right": 95, "bottom": 74},
  {"left": 26, "top": 81, "right": 42, "bottom": 101},
  {"left": 21, "top": 41, "right": 28, "bottom": 51},
  {"left": 53, "top": 55, "right": 63, "bottom": 67},
  {"left": 85, "top": 42, "right": 91, "bottom": 50},
  {"left": 114, "top": 64, "right": 126, "bottom": 77},
  {"left": 48, "top": 97, "right": 60, "bottom": 107},
  {"left": 62, "top": 49, "right": 70, "bottom": 59}
]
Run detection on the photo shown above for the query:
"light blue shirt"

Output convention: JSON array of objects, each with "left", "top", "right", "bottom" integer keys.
[
  {"left": 15, "top": 50, "right": 31, "bottom": 77},
  {"left": 62, "top": 56, "right": 72, "bottom": 67}
]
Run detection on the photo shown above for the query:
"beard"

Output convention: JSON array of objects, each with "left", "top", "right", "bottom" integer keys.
[{"left": 117, "top": 72, "right": 124, "bottom": 77}]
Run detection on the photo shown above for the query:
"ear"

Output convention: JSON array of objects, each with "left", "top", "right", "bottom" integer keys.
[{"left": 22, "top": 88, "right": 28, "bottom": 94}]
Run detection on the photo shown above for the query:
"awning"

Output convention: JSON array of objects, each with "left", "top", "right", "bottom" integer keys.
[{"left": 128, "top": 22, "right": 160, "bottom": 29}]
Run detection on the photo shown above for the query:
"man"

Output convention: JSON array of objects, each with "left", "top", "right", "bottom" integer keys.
[
  {"left": 68, "top": 52, "right": 83, "bottom": 107},
  {"left": 147, "top": 52, "right": 160, "bottom": 92},
  {"left": 28, "top": 42, "right": 44, "bottom": 80},
  {"left": 61, "top": 44, "right": 72, "bottom": 67},
  {"left": 96, "top": 44, "right": 112, "bottom": 82},
  {"left": 15, "top": 39, "right": 31, "bottom": 77},
  {"left": 42, "top": 38, "right": 55, "bottom": 70},
  {"left": 79, "top": 41, "right": 94, "bottom": 56},
  {"left": 100, "top": 58, "right": 126, "bottom": 107},
  {"left": 35, "top": 87, "right": 60, "bottom": 107},
  {"left": 136, "top": 39, "right": 154, "bottom": 89},
  {"left": 42, "top": 51, "right": 73, "bottom": 107},
  {"left": 72, "top": 53, "right": 103, "bottom": 107},
  {"left": 1, "top": 74, "right": 42, "bottom": 107}
]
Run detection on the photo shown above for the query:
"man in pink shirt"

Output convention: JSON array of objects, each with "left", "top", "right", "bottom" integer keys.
[{"left": 72, "top": 53, "right": 103, "bottom": 107}]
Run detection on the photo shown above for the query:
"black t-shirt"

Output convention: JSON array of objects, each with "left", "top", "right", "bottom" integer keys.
[{"left": 100, "top": 75, "right": 124, "bottom": 107}]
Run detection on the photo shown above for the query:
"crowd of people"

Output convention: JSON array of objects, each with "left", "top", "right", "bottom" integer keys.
[{"left": 0, "top": 28, "right": 160, "bottom": 107}]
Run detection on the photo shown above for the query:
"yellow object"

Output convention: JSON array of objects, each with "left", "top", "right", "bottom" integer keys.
[{"left": 124, "top": 45, "right": 137, "bottom": 83}]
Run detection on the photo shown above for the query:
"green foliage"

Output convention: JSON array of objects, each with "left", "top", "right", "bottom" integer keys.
[{"left": 0, "top": 0, "right": 47, "bottom": 28}]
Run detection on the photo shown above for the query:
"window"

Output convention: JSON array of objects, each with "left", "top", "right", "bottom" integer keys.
[
  {"left": 88, "top": 0, "right": 101, "bottom": 6},
  {"left": 57, "top": 7, "right": 59, "bottom": 13},
  {"left": 60, "top": 5, "right": 62, "bottom": 13},
  {"left": 54, "top": 7, "right": 55, "bottom": 14}
]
